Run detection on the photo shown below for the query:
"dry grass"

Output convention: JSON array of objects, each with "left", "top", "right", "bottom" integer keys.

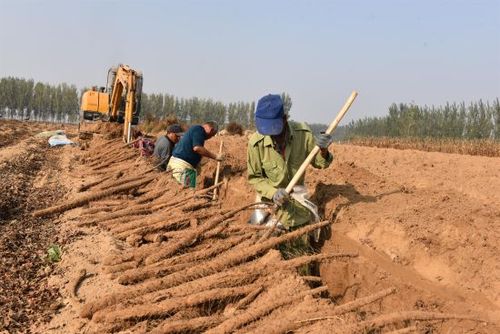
[
  {"left": 225, "top": 122, "right": 244, "bottom": 136},
  {"left": 139, "top": 115, "right": 184, "bottom": 134},
  {"left": 346, "top": 137, "right": 500, "bottom": 157}
]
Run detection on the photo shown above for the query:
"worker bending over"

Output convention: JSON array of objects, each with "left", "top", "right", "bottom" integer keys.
[
  {"left": 168, "top": 121, "right": 222, "bottom": 188},
  {"left": 153, "top": 124, "right": 184, "bottom": 171},
  {"left": 247, "top": 94, "right": 333, "bottom": 255}
]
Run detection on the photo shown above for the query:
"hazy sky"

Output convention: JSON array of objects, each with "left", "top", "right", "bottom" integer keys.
[{"left": 0, "top": 0, "right": 499, "bottom": 124}]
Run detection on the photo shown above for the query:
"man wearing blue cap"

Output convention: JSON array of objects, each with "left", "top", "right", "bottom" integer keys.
[{"left": 247, "top": 94, "right": 333, "bottom": 237}]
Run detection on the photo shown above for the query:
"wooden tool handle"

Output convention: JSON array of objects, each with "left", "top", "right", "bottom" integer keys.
[
  {"left": 212, "top": 140, "right": 224, "bottom": 200},
  {"left": 285, "top": 91, "right": 358, "bottom": 193}
]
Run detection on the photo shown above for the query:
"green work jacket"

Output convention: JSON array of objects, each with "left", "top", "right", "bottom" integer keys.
[{"left": 247, "top": 122, "right": 333, "bottom": 228}]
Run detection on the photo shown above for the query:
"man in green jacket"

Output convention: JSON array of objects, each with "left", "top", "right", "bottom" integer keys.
[{"left": 247, "top": 94, "right": 333, "bottom": 235}]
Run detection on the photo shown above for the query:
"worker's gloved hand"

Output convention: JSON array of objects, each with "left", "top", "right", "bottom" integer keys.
[
  {"left": 272, "top": 188, "right": 290, "bottom": 206},
  {"left": 315, "top": 133, "right": 333, "bottom": 149},
  {"left": 215, "top": 153, "right": 224, "bottom": 162}
]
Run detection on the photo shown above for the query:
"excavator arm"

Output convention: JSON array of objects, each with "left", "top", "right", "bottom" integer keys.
[
  {"left": 108, "top": 65, "right": 143, "bottom": 142},
  {"left": 80, "top": 64, "right": 143, "bottom": 143}
]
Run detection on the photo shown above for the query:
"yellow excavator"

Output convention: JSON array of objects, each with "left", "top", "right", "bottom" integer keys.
[{"left": 80, "top": 64, "right": 143, "bottom": 142}]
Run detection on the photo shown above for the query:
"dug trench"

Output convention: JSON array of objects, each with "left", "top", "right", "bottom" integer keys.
[
  {"left": 4, "top": 123, "right": 497, "bottom": 333},
  {"left": 312, "top": 146, "right": 500, "bottom": 333},
  {"left": 0, "top": 136, "right": 73, "bottom": 332}
]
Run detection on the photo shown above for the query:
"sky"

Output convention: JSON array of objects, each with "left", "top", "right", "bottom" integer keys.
[{"left": 0, "top": 0, "right": 499, "bottom": 125}]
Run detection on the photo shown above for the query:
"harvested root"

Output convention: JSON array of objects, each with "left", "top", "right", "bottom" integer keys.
[
  {"left": 385, "top": 326, "right": 418, "bottom": 334},
  {"left": 206, "top": 286, "right": 328, "bottom": 334},
  {"left": 79, "top": 206, "right": 115, "bottom": 216},
  {"left": 301, "top": 276, "right": 323, "bottom": 283},
  {"left": 279, "top": 287, "right": 396, "bottom": 333},
  {"left": 232, "top": 286, "right": 263, "bottom": 311},
  {"left": 33, "top": 175, "right": 157, "bottom": 218},
  {"left": 97, "top": 173, "right": 147, "bottom": 191},
  {"left": 348, "top": 311, "right": 485, "bottom": 334},
  {"left": 133, "top": 189, "right": 167, "bottom": 204},
  {"left": 278, "top": 252, "right": 357, "bottom": 271},
  {"left": 117, "top": 261, "right": 191, "bottom": 285},
  {"left": 149, "top": 315, "right": 223, "bottom": 334},
  {"left": 104, "top": 261, "right": 138, "bottom": 274},
  {"left": 116, "top": 234, "right": 251, "bottom": 285},
  {"left": 89, "top": 207, "right": 153, "bottom": 227},
  {"left": 144, "top": 203, "right": 262, "bottom": 265},
  {"left": 92, "top": 284, "right": 258, "bottom": 324},
  {"left": 77, "top": 175, "right": 112, "bottom": 192},
  {"left": 142, "top": 230, "right": 187, "bottom": 243},
  {"left": 81, "top": 221, "right": 331, "bottom": 319},
  {"left": 151, "top": 181, "right": 224, "bottom": 211},
  {"left": 92, "top": 152, "right": 137, "bottom": 171},
  {"left": 180, "top": 199, "right": 213, "bottom": 212},
  {"left": 99, "top": 214, "right": 150, "bottom": 231},
  {"left": 136, "top": 257, "right": 265, "bottom": 306},
  {"left": 114, "top": 217, "right": 190, "bottom": 241},
  {"left": 332, "top": 287, "right": 396, "bottom": 315}
]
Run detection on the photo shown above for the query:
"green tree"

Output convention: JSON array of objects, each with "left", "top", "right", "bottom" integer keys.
[
  {"left": 281, "top": 92, "right": 292, "bottom": 114},
  {"left": 493, "top": 98, "right": 500, "bottom": 139}
]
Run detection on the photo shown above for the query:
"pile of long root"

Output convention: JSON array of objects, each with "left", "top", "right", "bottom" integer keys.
[{"left": 35, "top": 136, "right": 484, "bottom": 333}]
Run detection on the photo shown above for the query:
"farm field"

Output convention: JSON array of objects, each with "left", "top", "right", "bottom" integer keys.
[
  {"left": 0, "top": 119, "right": 499, "bottom": 333},
  {"left": 345, "top": 137, "right": 500, "bottom": 157}
]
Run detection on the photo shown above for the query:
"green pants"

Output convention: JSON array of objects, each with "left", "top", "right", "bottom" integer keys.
[{"left": 180, "top": 168, "right": 197, "bottom": 188}]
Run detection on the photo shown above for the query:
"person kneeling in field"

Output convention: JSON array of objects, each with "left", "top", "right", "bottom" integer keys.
[
  {"left": 153, "top": 124, "right": 184, "bottom": 171},
  {"left": 247, "top": 94, "right": 333, "bottom": 262},
  {"left": 168, "top": 121, "right": 223, "bottom": 188}
]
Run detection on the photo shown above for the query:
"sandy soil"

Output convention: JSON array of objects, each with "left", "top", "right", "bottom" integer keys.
[
  {"left": 312, "top": 145, "right": 500, "bottom": 333},
  {"left": 0, "top": 119, "right": 498, "bottom": 333},
  {"left": 0, "top": 120, "right": 78, "bottom": 333}
]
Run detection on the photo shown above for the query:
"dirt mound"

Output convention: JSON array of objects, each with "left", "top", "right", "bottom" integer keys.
[
  {"left": 311, "top": 144, "right": 500, "bottom": 333},
  {"left": 80, "top": 122, "right": 123, "bottom": 139}
]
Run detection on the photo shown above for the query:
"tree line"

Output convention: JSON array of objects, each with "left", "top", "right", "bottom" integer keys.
[
  {"left": 6, "top": 75, "right": 496, "bottom": 141},
  {"left": 141, "top": 92, "right": 293, "bottom": 128},
  {"left": 141, "top": 94, "right": 255, "bottom": 128},
  {"left": 0, "top": 76, "right": 294, "bottom": 128},
  {"left": 344, "top": 100, "right": 500, "bottom": 140},
  {"left": 0, "top": 77, "right": 80, "bottom": 123}
]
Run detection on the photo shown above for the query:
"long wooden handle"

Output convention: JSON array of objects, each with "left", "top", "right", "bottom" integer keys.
[
  {"left": 212, "top": 140, "right": 224, "bottom": 200},
  {"left": 285, "top": 91, "right": 358, "bottom": 193}
]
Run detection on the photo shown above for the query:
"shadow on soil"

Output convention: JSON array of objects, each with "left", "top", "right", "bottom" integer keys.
[{"left": 311, "top": 182, "right": 400, "bottom": 248}]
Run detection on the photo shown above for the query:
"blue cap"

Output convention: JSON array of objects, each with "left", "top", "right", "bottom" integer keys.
[{"left": 255, "top": 94, "right": 284, "bottom": 135}]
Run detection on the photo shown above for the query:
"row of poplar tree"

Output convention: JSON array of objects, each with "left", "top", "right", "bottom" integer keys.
[
  {"left": 2, "top": 76, "right": 498, "bottom": 140},
  {"left": 0, "top": 77, "right": 80, "bottom": 123},
  {"left": 142, "top": 92, "right": 292, "bottom": 128},
  {"left": 344, "top": 100, "right": 500, "bottom": 140},
  {"left": 0, "top": 76, "right": 293, "bottom": 128},
  {"left": 141, "top": 94, "right": 255, "bottom": 128}
]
